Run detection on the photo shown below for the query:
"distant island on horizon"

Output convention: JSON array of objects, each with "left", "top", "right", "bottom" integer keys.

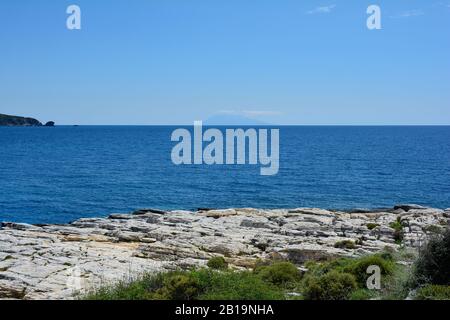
[{"left": 0, "top": 113, "right": 54, "bottom": 127}]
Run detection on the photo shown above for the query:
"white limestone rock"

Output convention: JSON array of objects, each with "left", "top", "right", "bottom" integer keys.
[{"left": 0, "top": 205, "right": 448, "bottom": 300}]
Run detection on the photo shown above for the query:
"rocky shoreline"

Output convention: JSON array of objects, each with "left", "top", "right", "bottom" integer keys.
[{"left": 1, "top": 205, "right": 449, "bottom": 300}]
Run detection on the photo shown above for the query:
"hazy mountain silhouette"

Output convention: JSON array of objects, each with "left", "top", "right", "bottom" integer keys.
[{"left": 204, "top": 114, "right": 268, "bottom": 126}]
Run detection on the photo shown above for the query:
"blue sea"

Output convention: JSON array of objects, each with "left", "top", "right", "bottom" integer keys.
[{"left": 1, "top": 126, "right": 449, "bottom": 224}]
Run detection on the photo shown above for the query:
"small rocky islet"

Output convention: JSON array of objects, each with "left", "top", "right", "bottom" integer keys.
[{"left": 0, "top": 205, "right": 449, "bottom": 300}]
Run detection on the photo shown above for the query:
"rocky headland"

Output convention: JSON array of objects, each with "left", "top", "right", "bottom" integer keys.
[
  {"left": 0, "top": 113, "right": 54, "bottom": 127},
  {"left": 0, "top": 205, "right": 449, "bottom": 300}
]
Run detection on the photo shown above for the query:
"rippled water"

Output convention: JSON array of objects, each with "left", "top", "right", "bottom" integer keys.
[{"left": 1, "top": 126, "right": 449, "bottom": 224}]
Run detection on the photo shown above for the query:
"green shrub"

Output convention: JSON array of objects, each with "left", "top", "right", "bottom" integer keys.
[
  {"left": 198, "top": 270, "right": 284, "bottom": 300},
  {"left": 423, "top": 225, "right": 444, "bottom": 235},
  {"left": 85, "top": 268, "right": 285, "bottom": 300},
  {"left": 207, "top": 256, "right": 228, "bottom": 270},
  {"left": 349, "top": 288, "right": 377, "bottom": 300},
  {"left": 393, "top": 231, "right": 404, "bottom": 244},
  {"left": 300, "top": 253, "right": 395, "bottom": 291},
  {"left": 390, "top": 219, "right": 404, "bottom": 244},
  {"left": 302, "top": 260, "right": 328, "bottom": 278},
  {"left": 302, "top": 271, "right": 357, "bottom": 300},
  {"left": 415, "top": 285, "right": 450, "bottom": 300},
  {"left": 252, "top": 258, "right": 271, "bottom": 270},
  {"left": 254, "top": 262, "right": 301, "bottom": 287},
  {"left": 380, "top": 251, "right": 394, "bottom": 261},
  {"left": 413, "top": 228, "right": 450, "bottom": 286},
  {"left": 334, "top": 240, "right": 357, "bottom": 249},
  {"left": 84, "top": 272, "right": 200, "bottom": 300},
  {"left": 366, "top": 223, "right": 380, "bottom": 230},
  {"left": 343, "top": 254, "right": 395, "bottom": 286},
  {"left": 379, "top": 266, "right": 411, "bottom": 300},
  {"left": 158, "top": 274, "right": 200, "bottom": 300},
  {"left": 84, "top": 274, "right": 157, "bottom": 300},
  {"left": 83, "top": 252, "right": 413, "bottom": 301},
  {"left": 389, "top": 219, "right": 402, "bottom": 231}
]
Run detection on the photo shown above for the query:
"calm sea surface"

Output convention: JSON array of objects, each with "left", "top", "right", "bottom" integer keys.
[{"left": 1, "top": 126, "right": 449, "bottom": 224}]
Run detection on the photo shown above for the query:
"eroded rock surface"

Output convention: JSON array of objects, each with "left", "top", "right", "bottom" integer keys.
[{"left": 0, "top": 206, "right": 448, "bottom": 300}]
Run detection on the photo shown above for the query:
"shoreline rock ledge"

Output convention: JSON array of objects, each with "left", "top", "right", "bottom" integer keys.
[{"left": 1, "top": 205, "right": 449, "bottom": 300}]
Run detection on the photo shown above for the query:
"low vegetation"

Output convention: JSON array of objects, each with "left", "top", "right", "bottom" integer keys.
[
  {"left": 334, "top": 240, "right": 357, "bottom": 249},
  {"left": 413, "top": 228, "right": 450, "bottom": 287},
  {"left": 389, "top": 218, "right": 404, "bottom": 244},
  {"left": 415, "top": 285, "right": 450, "bottom": 300},
  {"left": 84, "top": 229, "right": 450, "bottom": 300},
  {"left": 302, "top": 271, "right": 357, "bottom": 300},
  {"left": 366, "top": 223, "right": 380, "bottom": 230},
  {"left": 254, "top": 261, "right": 302, "bottom": 288},
  {"left": 84, "top": 253, "right": 397, "bottom": 300},
  {"left": 84, "top": 268, "right": 284, "bottom": 300},
  {"left": 206, "top": 256, "right": 228, "bottom": 270}
]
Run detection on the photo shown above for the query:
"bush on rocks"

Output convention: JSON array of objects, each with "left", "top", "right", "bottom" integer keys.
[
  {"left": 198, "top": 270, "right": 284, "bottom": 300},
  {"left": 207, "top": 256, "right": 228, "bottom": 270},
  {"left": 342, "top": 254, "right": 395, "bottom": 286},
  {"left": 300, "top": 253, "right": 395, "bottom": 291},
  {"left": 415, "top": 285, "right": 450, "bottom": 300},
  {"left": 158, "top": 274, "right": 200, "bottom": 300},
  {"left": 334, "top": 240, "right": 357, "bottom": 249},
  {"left": 366, "top": 223, "right": 380, "bottom": 230},
  {"left": 302, "top": 271, "right": 357, "bottom": 300},
  {"left": 349, "top": 288, "right": 377, "bottom": 300},
  {"left": 413, "top": 228, "right": 450, "bottom": 286},
  {"left": 389, "top": 219, "right": 404, "bottom": 244},
  {"left": 85, "top": 268, "right": 285, "bottom": 300},
  {"left": 253, "top": 262, "right": 302, "bottom": 287}
]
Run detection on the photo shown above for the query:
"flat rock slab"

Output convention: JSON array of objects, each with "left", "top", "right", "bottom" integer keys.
[{"left": 0, "top": 206, "right": 448, "bottom": 300}]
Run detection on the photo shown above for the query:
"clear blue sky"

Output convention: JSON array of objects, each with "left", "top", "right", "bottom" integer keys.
[{"left": 1, "top": 0, "right": 449, "bottom": 125}]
